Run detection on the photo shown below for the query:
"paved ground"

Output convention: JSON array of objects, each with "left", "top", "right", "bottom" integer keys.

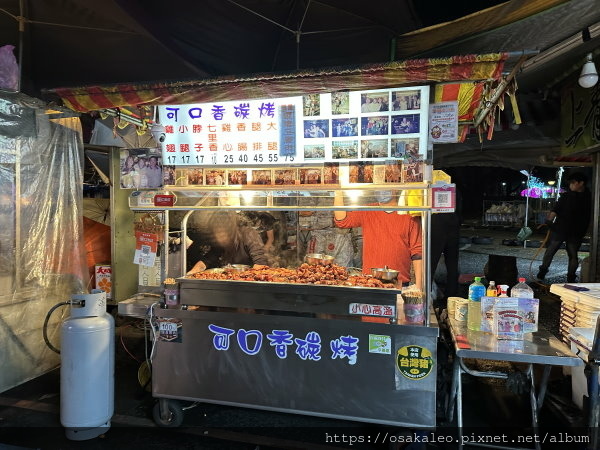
[
  {"left": 0, "top": 229, "right": 590, "bottom": 449},
  {"left": 439, "top": 225, "right": 587, "bottom": 290}
]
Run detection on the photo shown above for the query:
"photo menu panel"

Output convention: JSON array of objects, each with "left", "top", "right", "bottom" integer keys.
[{"left": 159, "top": 86, "right": 429, "bottom": 167}]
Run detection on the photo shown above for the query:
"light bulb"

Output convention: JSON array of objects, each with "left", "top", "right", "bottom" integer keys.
[
  {"left": 579, "top": 53, "right": 598, "bottom": 89},
  {"left": 150, "top": 122, "right": 166, "bottom": 144}
]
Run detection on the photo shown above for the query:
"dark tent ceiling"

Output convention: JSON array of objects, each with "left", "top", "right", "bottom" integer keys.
[
  {"left": 1, "top": 0, "right": 599, "bottom": 168},
  {"left": 0, "top": 0, "right": 571, "bottom": 94}
]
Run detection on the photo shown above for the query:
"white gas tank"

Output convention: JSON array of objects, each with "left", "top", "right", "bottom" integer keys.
[{"left": 60, "top": 290, "right": 114, "bottom": 440}]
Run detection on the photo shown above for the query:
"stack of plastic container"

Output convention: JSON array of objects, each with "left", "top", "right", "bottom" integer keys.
[
  {"left": 576, "top": 295, "right": 600, "bottom": 328},
  {"left": 550, "top": 283, "right": 600, "bottom": 344}
]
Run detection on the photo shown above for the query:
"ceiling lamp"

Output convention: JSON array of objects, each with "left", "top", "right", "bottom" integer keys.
[
  {"left": 150, "top": 122, "right": 166, "bottom": 144},
  {"left": 579, "top": 53, "right": 598, "bottom": 88}
]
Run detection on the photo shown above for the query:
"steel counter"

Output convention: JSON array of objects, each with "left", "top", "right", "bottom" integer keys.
[
  {"left": 446, "top": 315, "right": 582, "bottom": 450},
  {"left": 150, "top": 279, "right": 440, "bottom": 428}
]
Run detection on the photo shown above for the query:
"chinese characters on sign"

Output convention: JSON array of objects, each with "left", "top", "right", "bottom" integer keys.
[
  {"left": 428, "top": 101, "right": 458, "bottom": 143},
  {"left": 208, "top": 324, "right": 360, "bottom": 365},
  {"left": 396, "top": 345, "right": 434, "bottom": 380},
  {"left": 133, "top": 231, "right": 158, "bottom": 267},
  {"left": 560, "top": 81, "right": 600, "bottom": 155},
  {"left": 159, "top": 98, "right": 300, "bottom": 166},
  {"left": 158, "top": 86, "right": 429, "bottom": 166},
  {"left": 348, "top": 302, "right": 395, "bottom": 317}
]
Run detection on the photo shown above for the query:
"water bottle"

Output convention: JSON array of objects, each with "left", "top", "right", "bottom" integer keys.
[
  {"left": 510, "top": 277, "right": 534, "bottom": 298},
  {"left": 467, "top": 277, "right": 486, "bottom": 330}
]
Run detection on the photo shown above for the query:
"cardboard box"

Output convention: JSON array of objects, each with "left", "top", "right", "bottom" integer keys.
[{"left": 95, "top": 264, "right": 112, "bottom": 299}]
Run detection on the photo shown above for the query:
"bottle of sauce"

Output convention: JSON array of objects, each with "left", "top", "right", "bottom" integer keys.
[
  {"left": 497, "top": 285, "right": 509, "bottom": 297},
  {"left": 486, "top": 280, "right": 498, "bottom": 297}
]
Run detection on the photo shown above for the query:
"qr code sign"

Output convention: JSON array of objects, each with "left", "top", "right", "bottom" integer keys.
[
  {"left": 435, "top": 192, "right": 450, "bottom": 207},
  {"left": 432, "top": 186, "right": 455, "bottom": 211},
  {"left": 141, "top": 245, "right": 151, "bottom": 256}
]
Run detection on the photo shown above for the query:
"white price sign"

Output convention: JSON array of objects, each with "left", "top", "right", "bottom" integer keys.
[
  {"left": 159, "top": 97, "right": 302, "bottom": 166},
  {"left": 158, "top": 86, "right": 430, "bottom": 166}
]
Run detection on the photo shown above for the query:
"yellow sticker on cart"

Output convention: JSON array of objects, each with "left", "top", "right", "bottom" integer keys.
[{"left": 396, "top": 345, "right": 434, "bottom": 380}]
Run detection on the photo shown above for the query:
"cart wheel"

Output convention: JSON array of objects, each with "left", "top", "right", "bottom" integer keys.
[{"left": 152, "top": 400, "right": 184, "bottom": 427}]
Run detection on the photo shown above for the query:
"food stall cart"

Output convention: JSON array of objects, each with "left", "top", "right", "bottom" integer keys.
[
  {"left": 125, "top": 182, "right": 446, "bottom": 429},
  {"left": 113, "top": 82, "right": 459, "bottom": 429}
]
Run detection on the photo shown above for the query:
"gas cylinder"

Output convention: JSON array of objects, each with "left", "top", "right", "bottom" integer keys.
[{"left": 60, "top": 289, "right": 114, "bottom": 440}]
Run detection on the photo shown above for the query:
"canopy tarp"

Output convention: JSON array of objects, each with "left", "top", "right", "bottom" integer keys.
[
  {"left": 50, "top": 53, "right": 508, "bottom": 113},
  {"left": 394, "top": 0, "right": 568, "bottom": 58}
]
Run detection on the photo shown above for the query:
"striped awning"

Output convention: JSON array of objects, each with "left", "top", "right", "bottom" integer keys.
[
  {"left": 434, "top": 82, "right": 486, "bottom": 142},
  {"left": 50, "top": 53, "right": 508, "bottom": 113}
]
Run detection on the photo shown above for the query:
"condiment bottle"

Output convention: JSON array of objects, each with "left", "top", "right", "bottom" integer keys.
[
  {"left": 486, "top": 281, "right": 498, "bottom": 297},
  {"left": 497, "top": 285, "right": 509, "bottom": 297}
]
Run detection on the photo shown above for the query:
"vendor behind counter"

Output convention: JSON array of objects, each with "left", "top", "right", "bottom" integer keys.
[
  {"left": 186, "top": 211, "right": 268, "bottom": 274},
  {"left": 333, "top": 190, "right": 423, "bottom": 287}
]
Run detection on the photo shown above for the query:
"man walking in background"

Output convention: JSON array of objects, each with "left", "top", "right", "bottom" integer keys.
[{"left": 537, "top": 172, "right": 592, "bottom": 283}]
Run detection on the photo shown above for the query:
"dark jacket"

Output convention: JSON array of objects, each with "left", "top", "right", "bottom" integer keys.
[
  {"left": 187, "top": 226, "right": 267, "bottom": 270},
  {"left": 551, "top": 189, "right": 592, "bottom": 239}
]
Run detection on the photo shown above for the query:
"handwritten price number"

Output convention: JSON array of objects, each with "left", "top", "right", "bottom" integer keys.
[
  {"left": 159, "top": 322, "right": 177, "bottom": 332},
  {"left": 166, "top": 155, "right": 204, "bottom": 164}
]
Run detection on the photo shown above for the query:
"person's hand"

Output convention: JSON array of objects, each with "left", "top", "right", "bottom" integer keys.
[
  {"left": 264, "top": 243, "right": 273, "bottom": 253},
  {"left": 542, "top": 219, "right": 555, "bottom": 231},
  {"left": 186, "top": 260, "right": 206, "bottom": 275},
  {"left": 252, "top": 264, "right": 269, "bottom": 270}
]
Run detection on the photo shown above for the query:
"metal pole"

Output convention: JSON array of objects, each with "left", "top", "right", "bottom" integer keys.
[
  {"left": 17, "top": 0, "right": 24, "bottom": 92},
  {"left": 424, "top": 204, "right": 430, "bottom": 326},
  {"left": 590, "top": 153, "right": 600, "bottom": 282},
  {"left": 181, "top": 210, "right": 194, "bottom": 278},
  {"left": 163, "top": 210, "right": 169, "bottom": 281},
  {"left": 457, "top": 361, "right": 464, "bottom": 450},
  {"left": 15, "top": 140, "right": 21, "bottom": 289},
  {"left": 524, "top": 174, "right": 530, "bottom": 249},
  {"left": 528, "top": 364, "right": 542, "bottom": 450}
]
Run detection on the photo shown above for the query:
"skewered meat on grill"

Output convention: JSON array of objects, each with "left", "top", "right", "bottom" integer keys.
[{"left": 189, "top": 263, "right": 392, "bottom": 288}]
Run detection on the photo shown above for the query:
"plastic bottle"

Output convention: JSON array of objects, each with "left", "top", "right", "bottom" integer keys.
[
  {"left": 467, "top": 277, "right": 486, "bottom": 330},
  {"left": 486, "top": 281, "right": 498, "bottom": 297},
  {"left": 510, "top": 277, "right": 534, "bottom": 298}
]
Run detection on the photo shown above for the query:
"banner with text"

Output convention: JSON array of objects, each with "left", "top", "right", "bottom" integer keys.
[{"left": 158, "top": 86, "right": 429, "bottom": 166}]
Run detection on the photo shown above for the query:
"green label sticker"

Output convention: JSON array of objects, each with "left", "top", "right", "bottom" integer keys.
[
  {"left": 368, "top": 334, "right": 391, "bottom": 354},
  {"left": 396, "top": 345, "right": 434, "bottom": 380}
]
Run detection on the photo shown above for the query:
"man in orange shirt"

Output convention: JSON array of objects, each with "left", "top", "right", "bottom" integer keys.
[{"left": 333, "top": 190, "right": 423, "bottom": 288}]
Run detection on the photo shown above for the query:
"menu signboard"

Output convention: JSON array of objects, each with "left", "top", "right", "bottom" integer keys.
[
  {"left": 428, "top": 101, "right": 458, "bottom": 143},
  {"left": 158, "top": 86, "right": 429, "bottom": 166}
]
